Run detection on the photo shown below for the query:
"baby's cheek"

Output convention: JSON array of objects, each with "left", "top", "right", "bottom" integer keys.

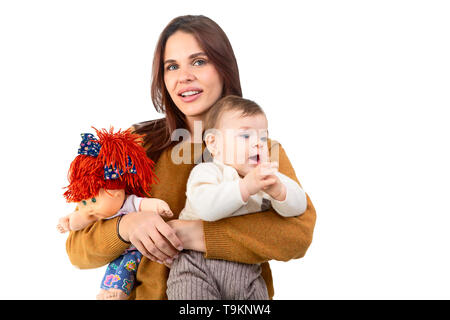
[
  {"left": 261, "top": 151, "right": 270, "bottom": 163},
  {"left": 234, "top": 145, "right": 249, "bottom": 165}
]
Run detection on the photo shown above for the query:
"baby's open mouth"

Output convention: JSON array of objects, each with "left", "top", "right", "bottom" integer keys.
[{"left": 249, "top": 154, "right": 260, "bottom": 164}]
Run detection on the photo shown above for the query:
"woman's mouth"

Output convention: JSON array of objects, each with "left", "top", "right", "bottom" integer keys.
[{"left": 178, "top": 89, "right": 203, "bottom": 102}]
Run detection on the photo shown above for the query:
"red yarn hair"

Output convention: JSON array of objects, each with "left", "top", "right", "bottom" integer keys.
[{"left": 63, "top": 127, "right": 158, "bottom": 203}]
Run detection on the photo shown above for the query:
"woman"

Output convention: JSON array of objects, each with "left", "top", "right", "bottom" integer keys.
[{"left": 66, "top": 15, "right": 316, "bottom": 299}]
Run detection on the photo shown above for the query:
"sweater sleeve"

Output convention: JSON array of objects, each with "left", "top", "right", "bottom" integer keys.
[
  {"left": 65, "top": 215, "right": 130, "bottom": 269},
  {"left": 202, "top": 140, "right": 316, "bottom": 264}
]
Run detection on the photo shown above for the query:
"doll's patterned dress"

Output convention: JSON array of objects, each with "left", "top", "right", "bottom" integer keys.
[
  {"left": 100, "top": 195, "right": 143, "bottom": 296},
  {"left": 100, "top": 249, "right": 142, "bottom": 296}
]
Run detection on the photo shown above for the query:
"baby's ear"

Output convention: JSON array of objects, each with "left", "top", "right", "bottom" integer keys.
[{"left": 204, "top": 132, "right": 217, "bottom": 156}]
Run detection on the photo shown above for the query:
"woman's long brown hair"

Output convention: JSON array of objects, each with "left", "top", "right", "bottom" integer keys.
[{"left": 134, "top": 15, "right": 242, "bottom": 162}]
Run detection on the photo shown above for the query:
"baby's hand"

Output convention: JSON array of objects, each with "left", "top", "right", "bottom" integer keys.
[
  {"left": 263, "top": 174, "right": 287, "bottom": 201},
  {"left": 140, "top": 198, "right": 173, "bottom": 218},
  {"left": 240, "top": 162, "right": 279, "bottom": 201}
]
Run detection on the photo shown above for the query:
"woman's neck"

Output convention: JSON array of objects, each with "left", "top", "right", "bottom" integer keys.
[{"left": 186, "top": 117, "right": 205, "bottom": 143}]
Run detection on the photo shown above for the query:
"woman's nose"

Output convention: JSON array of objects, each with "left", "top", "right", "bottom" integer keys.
[{"left": 178, "top": 67, "right": 196, "bottom": 83}]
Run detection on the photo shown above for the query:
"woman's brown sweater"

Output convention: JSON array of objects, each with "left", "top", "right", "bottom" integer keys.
[{"left": 65, "top": 139, "right": 316, "bottom": 299}]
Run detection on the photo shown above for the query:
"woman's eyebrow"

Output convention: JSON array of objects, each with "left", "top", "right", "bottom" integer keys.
[
  {"left": 164, "top": 52, "right": 207, "bottom": 65},
  {"left": 189, "top": 52, "right": 206, "bottom": 59}
]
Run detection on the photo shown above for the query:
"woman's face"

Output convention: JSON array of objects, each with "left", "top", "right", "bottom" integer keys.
[{"left": 163, "top": 31, "right": 224, "bottom": 128}]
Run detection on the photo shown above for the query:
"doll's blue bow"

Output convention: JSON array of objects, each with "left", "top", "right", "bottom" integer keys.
[
  {"left": 104, "top": 157, "right": 136, "bottom": 180},
  {"left": 78, "top": 132, "right": 136, "bottom": 180},
  {"left": 78, "top": 133, "right": 101, "bottom": 157}
]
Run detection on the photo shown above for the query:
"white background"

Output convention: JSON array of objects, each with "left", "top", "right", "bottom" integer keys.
[{"left": 0, "top": 0, "right": 449, "bottom": 299}]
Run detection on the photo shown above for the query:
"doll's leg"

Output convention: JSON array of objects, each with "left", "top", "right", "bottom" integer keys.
[
  {"left": 97, "top": 254, "right": 125, "bottom": 300},
  {"left": 97, "top": 250, "right": 142, "bottom": 300}
]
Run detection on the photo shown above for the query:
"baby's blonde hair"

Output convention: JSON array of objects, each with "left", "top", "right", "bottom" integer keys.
[{"left": 203, "top": 95, "right": 266, "bottom": 133}]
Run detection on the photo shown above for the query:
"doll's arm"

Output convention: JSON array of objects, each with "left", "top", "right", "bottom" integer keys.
[
  {"left": 69, "top": 210, "right": 98, "bottom": 231},
  {"left": 139, "top": 198, "right": 173, "bottom": 218},
  {"left": 57, "top": 208, "right": 98, "bottom": 233}
]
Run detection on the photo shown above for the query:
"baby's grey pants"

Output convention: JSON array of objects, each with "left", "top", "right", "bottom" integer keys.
[{"left": 166, "top": 250, "right": 269, "bottom": 300}]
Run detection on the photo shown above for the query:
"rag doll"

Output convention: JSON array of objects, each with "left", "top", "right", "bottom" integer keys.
[{"left": 57, "top": 127, "right": 171, "bottom": 300}]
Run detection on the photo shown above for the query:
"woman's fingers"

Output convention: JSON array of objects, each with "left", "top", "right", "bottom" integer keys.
[
  {"left": 125, "top": 211, "right": 182, "bottom": 264},
  {"left": 147, "top": 226, "right": 179, "bottom": 261},
  {"left": 132, "top": 238, "right": 158, "bottom": 263},
  {"left": 143, "top": 236, "right": 172, "bottom": 263},
  {"left": 155, "top": 220, "right": 184, "bottom": 251},
  {"left": 133, "top": 229, "right": 175, "bottom": 263}
]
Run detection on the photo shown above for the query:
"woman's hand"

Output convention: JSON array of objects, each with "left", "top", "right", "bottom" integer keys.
[
  {"left": 118, "top": 211, "right": 183, "bottom": 264},
  {"left": 166, "top": 219, "right": 206, "bottom": 253}
]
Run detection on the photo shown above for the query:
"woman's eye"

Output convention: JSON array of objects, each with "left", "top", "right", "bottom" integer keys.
[
  {"left": 82, "top": 200, "right": 87, "bottom": 205},
  {"left": 261, "top": 137, "right": 268, "bottom": 142},
  {"left": 193, "top": 59, "right": 206, "bottom": 66},
  {"left": 91, "top": 198, "right": 96, "bottom": 203},
  {"left": 239, "top": 134, "right": 250, "bottom": 139},
  {"left": 166, "top": 64, "right": 178, "bottom": 71}
]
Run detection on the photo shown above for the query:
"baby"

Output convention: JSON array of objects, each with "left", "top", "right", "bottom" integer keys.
[{"left": 166, "top": 95, "right": 307, "bottom": 300}]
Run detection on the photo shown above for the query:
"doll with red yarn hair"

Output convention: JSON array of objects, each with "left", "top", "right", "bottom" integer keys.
[{"left": 57, "top": 127, "right": 172, "bottom": 300}]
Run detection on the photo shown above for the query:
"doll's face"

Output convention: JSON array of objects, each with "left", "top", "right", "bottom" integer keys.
[{"left": 77, "top": 188, "right": 125, "bottom": 219}]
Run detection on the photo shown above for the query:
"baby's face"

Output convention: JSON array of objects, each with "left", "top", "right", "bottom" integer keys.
[
  {"left": 77, "top": 188, "right": 125, "bottom": 219},
  {"left": 208, "top": 111, "right": 269, "bottom": 176}
]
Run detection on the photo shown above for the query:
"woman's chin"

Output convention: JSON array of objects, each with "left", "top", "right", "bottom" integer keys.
[{"left": 179, "top": 104, "right": 210, "bottom": 119}]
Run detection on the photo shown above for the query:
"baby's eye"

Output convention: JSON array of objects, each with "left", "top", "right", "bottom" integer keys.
[
  {"left": 239, "top": 134, "right": 250, "bottom": 139},
  {"left": 261, "top": 137, "right": 268, "bottom": 142},
  {"left": 91, "top": 197, "right": 96, "bottom": 203}
]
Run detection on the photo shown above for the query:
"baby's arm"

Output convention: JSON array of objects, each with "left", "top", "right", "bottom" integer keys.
[
  {"left": 266, "top": 172, "right": 307, "bottom": 217},
  {"left": 239, "top": 162, "right": 280, "bottom": 202},
  {"left": 240, "top": 162, "right": 307, "bottom": 217},
  {"left": 57, "top": 208, "right": 98, "bottom": 233},
  {"left": 186, "top": 163, "right": 246, "bottom": 222}
]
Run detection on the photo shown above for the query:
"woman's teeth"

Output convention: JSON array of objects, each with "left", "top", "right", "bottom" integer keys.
[{"left": 181, "top": 91, "right": 200, "bottom": 97}]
